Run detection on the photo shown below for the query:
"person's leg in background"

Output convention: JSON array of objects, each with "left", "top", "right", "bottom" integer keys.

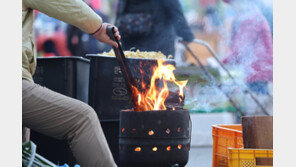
[{"left": 22, "top": 79, "right": 117, "bottom": 167}]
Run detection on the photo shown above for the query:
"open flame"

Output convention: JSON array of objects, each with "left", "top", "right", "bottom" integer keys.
[{"left": 132, "top": 59, "right": 188, "bottom": 111}]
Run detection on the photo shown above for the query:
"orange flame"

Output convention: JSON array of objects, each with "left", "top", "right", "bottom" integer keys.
[{"left": 132, "top": 60, "right": 188, "bottom": 111}]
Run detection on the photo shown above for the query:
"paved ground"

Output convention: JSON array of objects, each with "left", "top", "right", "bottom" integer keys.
[{"left": 187, "top": 146, "right": 212, "bottom": 167}]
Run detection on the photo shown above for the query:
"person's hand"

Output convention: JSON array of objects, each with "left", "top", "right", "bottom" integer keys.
[{"left": 93, "top": 23, "right": 121, "bottom": 48}]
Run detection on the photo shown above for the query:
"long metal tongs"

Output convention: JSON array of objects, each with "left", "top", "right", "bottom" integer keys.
[
  {"left": 106, "top": 26, "right": 138, "bottom": 110},
  {"left": 182, "top": 43, "right": 244, "bottom": 116},
  {"left": 182, "top": 39, "right": 271, "bottom": 116}
]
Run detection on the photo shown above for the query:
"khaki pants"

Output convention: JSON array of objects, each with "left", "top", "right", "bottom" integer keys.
[{"left": 22, "top": 79, "right": 117, "bottom": 167}]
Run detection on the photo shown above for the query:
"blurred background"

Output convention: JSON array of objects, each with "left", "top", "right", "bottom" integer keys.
[{"left": 32, "top": 0, "right": 273, "bottom": 166}]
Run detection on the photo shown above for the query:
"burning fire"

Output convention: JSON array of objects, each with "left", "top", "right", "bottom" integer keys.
[{"left": 132, "top": 60, "right": 188, "bottom": 111}]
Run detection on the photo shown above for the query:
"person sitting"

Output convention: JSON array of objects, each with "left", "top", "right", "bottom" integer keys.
[{"left": 23, "top": 0, "right": 121, "bottom": 166}]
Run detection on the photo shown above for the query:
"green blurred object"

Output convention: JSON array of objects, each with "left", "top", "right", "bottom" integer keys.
[
  {"left": 175, "top": 65, "right": 244, "bottom": 117},
  {"left": 187, "top": 106, "right": 243, "bottom": 114},
  {"left": 174, "top": 66, "right": 221, "bottom": 85},
  {"left": 22, "top": 141, "right": 56, "bottom": 167}
]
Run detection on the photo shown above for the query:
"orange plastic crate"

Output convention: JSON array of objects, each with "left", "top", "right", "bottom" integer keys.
[
  {"left": 212, "top": 124, "right": 243, "bottom": 167},
  {"left": 228, "top": 148, "right": 273, "bottom": 167}
]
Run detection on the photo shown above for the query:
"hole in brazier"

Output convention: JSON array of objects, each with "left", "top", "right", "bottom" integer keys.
[
  {"left": 131, "top": 128, "right": 136, "bottom": 133},
  {"left": 166, "top": 128, "right": 170, "bottom": 134},
  {"left": 178, "top": 145, "right": 182, "bottom": 149},
  {"left": 135, "top": 147, "right": 141, "bottom": 152},
  {"left": 148, "top": 130, "right": 154, "bottom": 136},
  {"left": 166, "top": 146, "right": 171, "bottom": 151}
]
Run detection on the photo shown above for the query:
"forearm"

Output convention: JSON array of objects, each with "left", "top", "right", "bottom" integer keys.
[{"left": 23, "top": 0, "right": 102, "bottom": 34}]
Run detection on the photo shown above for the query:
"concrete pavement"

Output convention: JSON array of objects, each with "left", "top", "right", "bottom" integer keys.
[{"left": 187, "top": 146, "right": 212, "bottom": 167}]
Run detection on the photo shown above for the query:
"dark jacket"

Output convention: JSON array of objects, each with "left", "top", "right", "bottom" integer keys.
[
  {"left": 116, "top": 0, "right": 194, "bottom": 56},
  {"left": 66, "top": 11, "right": 111, "bottom": 56}
]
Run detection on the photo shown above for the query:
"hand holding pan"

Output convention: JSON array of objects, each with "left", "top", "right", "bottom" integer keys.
[{"left": 106, "top": 26, "right": 138, "bottom": 110}]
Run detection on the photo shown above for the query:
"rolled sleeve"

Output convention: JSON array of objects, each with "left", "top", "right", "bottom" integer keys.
[{"left": 23, "top": 0, "right": 102, "bottom": 34}]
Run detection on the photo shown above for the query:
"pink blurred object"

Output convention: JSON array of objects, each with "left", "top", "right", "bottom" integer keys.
[
  {"left": 200, "top": 0, "right": 217, "bottom": 7},
  {"left": 36, "top": 31, "right": 72, "bottom": 57},
  {"left": 34, "top": 10, "right": 39, "bottom": 15},
  {"left": 222, "top": 0, "right": 232, "bottom": 4},
  {"left": 223, "top": 9, "right": 273, "bottom": 83},
  {"left": 91, "top": 0, "right": 101, "bottom": 10},
  {"left": 43, "top": 53, "right": 56, "bottom": 57}
]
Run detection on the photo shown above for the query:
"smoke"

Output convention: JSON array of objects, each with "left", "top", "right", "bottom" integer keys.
[
  {"left": 184, "top": 84, "right": 227, "bottom": 112},
  {"left": 228, "top": 2, "right": 272, "bottom": 81},
  {"left": 182, "top": 0, "right": 273, "bottom": 114}
]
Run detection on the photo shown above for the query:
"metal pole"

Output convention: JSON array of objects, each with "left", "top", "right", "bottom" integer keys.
[
  {"left": 191, "top": 39, "right": 270, "bottom": 116},
  {"left": 183, "top": 43, "right": 244, "bottom": 116}
]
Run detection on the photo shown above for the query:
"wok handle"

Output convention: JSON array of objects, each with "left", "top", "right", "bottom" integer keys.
[
  {"left": 106, "top": 26, "right": 125, "bottom": 59},
  {"left": 106, "top": 26, "right": 138, "bottom": 110},
  {"left": 106, "top": 26, "right": 117, "bottom": 42}
]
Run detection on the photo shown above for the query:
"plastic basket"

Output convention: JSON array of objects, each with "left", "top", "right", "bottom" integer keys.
[
  {"left": 212, "top": 124, "right": 243, "bottom": 167},
  {"left": 228, "top": 148, "right": 273, "bottom": 167}
]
